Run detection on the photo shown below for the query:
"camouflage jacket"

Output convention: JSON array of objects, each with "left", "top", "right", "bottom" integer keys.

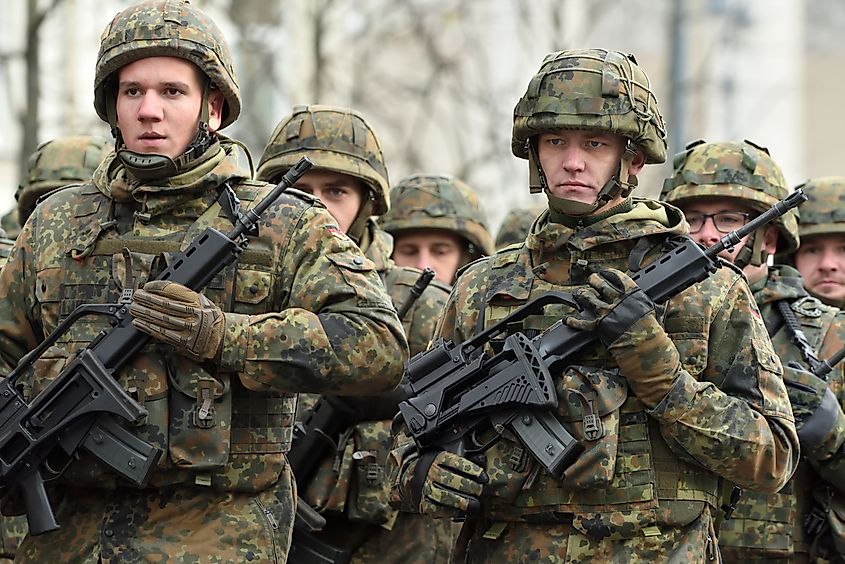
[
  {"left": 0, "top": 140, "right": 407, "bottom": 494},
  {"left": 718, "top": 264, "right": 845, "bottom": 559},
  {"left": 391, "top": 199, "right": 798, "bottom": 544},
  {"left": 299, "top": 219, "right": 449, "bottom": 531},
  {"left": 0, "top": 237, "right": 12, "bottom": 268}
]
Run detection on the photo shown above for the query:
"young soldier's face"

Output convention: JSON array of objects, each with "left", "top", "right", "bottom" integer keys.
[
  {"left": 116, "top": 56, "right": 224, "bottom": 159},
  {"left": 536, "top": 130, "right": 644, "bottom": 210},
  {"left": 392, "top": 229, "right": 466, "bottom": 284},
  {"left": 795, "top": 234, "right": 845, "bottom": 303},
  {"left": 293, "top": 170, "right": 366, "bottom": 234},
  {"left": 678, "top": 198, "right": 778, "bottom": 282}
]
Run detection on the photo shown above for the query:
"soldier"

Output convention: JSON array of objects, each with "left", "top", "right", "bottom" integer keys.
[
  {"left": 0, "top": 1, "right": 407, "bottom": 561},
  {"left": 1, "top": 135, "right": 113, "bottom": 240},
  {"left": 378, "top": 174, "right": 494, "bottom": 285},
  {"left": 387, "top": 48, "right": 799, "bottom": 563},
  {"left": 255, "top": 104, "right": 454, "bottom": 563},
  {"left": 792, "top": 178, "right": 845, "bottom": 308},
  {"left": 662, "top": 140, "right": 845, "bottom": 562},
  {"left": 494, "top": 205, "right": 545, "bottom": 250}
]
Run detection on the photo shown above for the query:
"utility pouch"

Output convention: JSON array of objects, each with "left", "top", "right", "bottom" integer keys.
[
  {"left": 167, "top": 355, "right": 231, "bottom": 469},
  {"left": 347, "top": 420, "right": 398, "bottom": 527},
  {"left": 556, "top": 365, "right": 628, "bottom": 489}
]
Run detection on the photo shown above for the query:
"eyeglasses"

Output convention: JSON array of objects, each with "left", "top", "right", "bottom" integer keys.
[{"left": 685, "top": 212, "right": 753, "bottom": 234}]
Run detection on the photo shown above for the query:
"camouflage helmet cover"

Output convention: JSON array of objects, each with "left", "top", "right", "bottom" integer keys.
[
  {"left": 379, "top": 174, "right": 495, "bottom": 256},
  {"left": 94, "top": 0, "right": 241, "bottom": 129},
  {"left": 495, "top": 205, "right": 545, "bottom": 249},
  {"left": 661, "top": 139, "right": 799, "bottom": 254},
  {"left": 256, "top": 104, "right": 389, "bottom": 215},
  {"left": 794, "top": 177, "right": 845, "bottom": 239},
  {"left": 512, "top": 48, "right": 667, "bottom": 164},
  {"left": 17, "top": 135, "right": 114, "bottom": 223}
]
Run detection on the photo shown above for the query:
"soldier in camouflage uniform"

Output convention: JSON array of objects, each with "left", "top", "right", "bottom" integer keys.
[
  {"left": 379, "top": 174, "right": 494, "bottom": 285},
  {"left": 256, "top": 104, "right": 455, "bottom": 563},
  {"left": 0, "top": 2, "right": 407, "bottom": 561},
  {"left": 1, "top": 135, "right": 113, "bottom": 240},
  {"left": 792, "top": 178, "right": 845, "bottom": 309},
  {"left": 387, "top": 48, "right": 799, "bottom": 563},
  {"left": 662, "top": 140, "right": 845, "bottom": 563},
  {"left": 494, "top": 205, "right": 545, "bottom": 250},
  {"left": 0, "top": 136, "right": 112, "bottom": 561}
]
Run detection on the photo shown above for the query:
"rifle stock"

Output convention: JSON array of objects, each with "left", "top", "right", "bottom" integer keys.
[
  {"left": 398, "top": 188, "right": 807, "bottom": 479},
  {"left": 0, "top": 157, "right": 313, "bottom": 534}
]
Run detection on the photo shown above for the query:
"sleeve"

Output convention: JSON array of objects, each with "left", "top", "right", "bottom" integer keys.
[
  {"left": 807, "top": 310, "right": 845, "bottom": 493},
  {"left": 648, "top": 269, "right": 800, "bottom": 493},
  {"left": 219, "top": 203, "right": 409, "bottom": 396},
  {"left": 0, "top": 216, "right": 44, "bottom": 375}
]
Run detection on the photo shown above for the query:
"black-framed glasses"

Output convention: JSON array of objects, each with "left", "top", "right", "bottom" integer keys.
[{"left": 685, "top": 212, "right": 753, "bottom": 234}]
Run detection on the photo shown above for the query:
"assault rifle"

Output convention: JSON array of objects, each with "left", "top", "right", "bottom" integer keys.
[
  {"left": 398, "top": 188, "right": 807, "bottom": 479},
  {"left": 0, "top": 157, "right": 314, "bottom": 535}
]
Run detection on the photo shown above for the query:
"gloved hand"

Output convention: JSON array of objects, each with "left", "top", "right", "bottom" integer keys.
[
  {"left": 129, "top": 280, "right": 224, "bottom": 362},
  {"left": 784, "top": 362, "right": 845, "bottom": 456},
  {"left": 399, "top": 450, "right": 488, "bottom": 519},
  {"left": 564, "top": 268, "right": 680, "bottom": 408}
]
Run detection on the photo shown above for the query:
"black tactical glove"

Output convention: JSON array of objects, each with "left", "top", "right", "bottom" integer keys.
[{"left": 564, "top": 268, "right": 680, "bottom": 408}]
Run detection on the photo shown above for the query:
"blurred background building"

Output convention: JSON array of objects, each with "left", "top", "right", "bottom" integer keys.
[{"left": 1, "top": 0, "right": 842, "bottom": 231}]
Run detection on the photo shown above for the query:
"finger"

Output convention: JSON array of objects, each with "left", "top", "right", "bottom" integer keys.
[
  {"left": 132, "top": 318, "right": 186, "bottom": 348},
  {"left": 132, "top": 289, "right": 195, "bottom": 316},
  {"left": 573, "top": 288, "right": 606, "bottom": 313},
  {"left": 129, "top": 303, "right": 192, "bottom": 330},
  {"left": 142, "top": 280, "right": 199, "bottom": 305},
  {"left": 563, "top": 315, "right": 599, "bottom": 332},
  {"left": 437, "top": 453, "right": 487, "bottom": 483},
  {"left": 588, "top": 272, "right": 624, "bottom": 302}
]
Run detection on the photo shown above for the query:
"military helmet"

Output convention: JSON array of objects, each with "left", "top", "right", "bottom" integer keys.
[
  {"left": 256, "top": 105, "right": 389, "bottom": 215},
  {"left": 17, "top": 135, "right": 113, "bottom": 225},
  {"left": 495, "top": 205, "right": 545, "bottom": 249},
  {"left": 794, "top": 177, "right": 845, "bottom": 239},
  {"left": 512, "top": 48, "right": 667, "bottom": 166},
  {"left": 379, "top": 174, "right": 494, "bottom": 257},
  {"left": 94, "top": 0, "right": 240, "bottom": 129},
  {"left": 661, "top": 139, "right": 799, "bottom": 254}
]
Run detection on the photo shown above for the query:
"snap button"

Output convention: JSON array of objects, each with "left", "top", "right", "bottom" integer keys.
[{"left": 249, "top": 284, "right": 259, "bottom": 294}]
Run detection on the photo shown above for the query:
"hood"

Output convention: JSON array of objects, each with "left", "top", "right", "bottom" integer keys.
[
  {"left": 753, "top": 264, "right": 809, "bottom": 306},
  {"left": 526, "top": 197, "right": 688, "bottom": 255}
]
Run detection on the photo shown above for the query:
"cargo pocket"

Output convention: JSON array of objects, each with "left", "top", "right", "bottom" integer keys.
[
  {"left": 303, "top": 427, "right": 355, "bottom": 513},
  {"left": 556, "top": 365, "right": 628, "bottom": 489},
  {"left": 347, "top": 420, "right": 398, "bottom": 526},
  {"left": 167, "top": 354, "right": 231, "bottom": 469},
  {"left": 326, "top": 251, "right": 376, "bottom": 301}
]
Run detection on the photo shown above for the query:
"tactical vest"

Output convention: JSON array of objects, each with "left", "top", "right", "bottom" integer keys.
[
  {"left": 477, "top": 241, "right": 719, "bottom": 537},
  {"left": 29, "top": 180, "right": 297, "bottom": 493},
  {"left": 719, "top": 292, "right": 839, "bottom": 557}
]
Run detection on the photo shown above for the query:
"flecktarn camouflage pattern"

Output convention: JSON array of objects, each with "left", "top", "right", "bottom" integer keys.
[
  {"left": 256, "top": 105, "right": 390, "bottom": 215},
  {"left": 94, "top": 0, "right": 240, "bottom": 129},
  {"left": 662, "top": 139, "right": 799, "bottom": 255},
  {"left": 494, "top": 205, "right": 545, "bottom": 249},
  {"left": 379, "top": 173, "right": 494, "bottom": 258},
  {"left": 0, "top": 139, "right": 406, "bottom": 562},
  {"left": 794, "top": 177, "right": 845, "bottom": 239},
  {"left": 389, "top": 200, "right": 799, "bottom": 562},
  {"left": 716, "top": 265, "right": 845, "bottom": 562},
  {"left": 297, "top": 219, "right": 456, "bottom": 563},
  {"left": 15, "top": 135, "right": 113, "bottom": 230}
]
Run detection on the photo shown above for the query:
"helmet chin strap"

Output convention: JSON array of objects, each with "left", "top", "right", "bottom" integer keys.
[
  {"left": 732, "top": 227, "right": 768, "bottom": 269},
  {"left": 529, "top": 139, "right": 638, "bottom": 217},
  {"left": 110, "top": 80, "right": 217, "bottom": 182}
]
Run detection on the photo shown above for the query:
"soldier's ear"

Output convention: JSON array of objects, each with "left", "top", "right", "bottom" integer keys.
[
  {"left": 207, "top": 90, "right": 225, "bottom": 132},
  {"left": 627, "top": 149, "right": 646, "bottom": 176},
  {"left": 764, "top": 224, "right": 779, "bottom": 255}
]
